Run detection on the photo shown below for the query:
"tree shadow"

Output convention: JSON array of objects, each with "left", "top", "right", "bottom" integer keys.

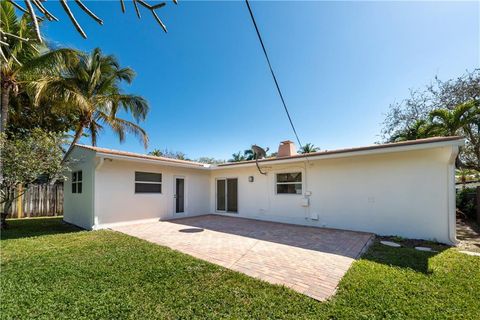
[
  {"left": 1, "top": 217, "right": 82, "bottom": 241},
  {"left": 361, "top": 237, "right": 450, "bottom": 274}
]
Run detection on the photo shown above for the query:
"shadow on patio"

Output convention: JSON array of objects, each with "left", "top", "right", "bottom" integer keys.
[{"left": 167, "top": 214, "right": 373, "bottom": 259}]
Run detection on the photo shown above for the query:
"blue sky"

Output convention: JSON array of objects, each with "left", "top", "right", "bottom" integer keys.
[{"left": 42, "top": 1, "right": 479, "bottom": 160}]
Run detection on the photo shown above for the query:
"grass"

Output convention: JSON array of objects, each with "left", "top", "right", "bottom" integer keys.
[{"left": 1, "top": 218, "right": 479, "bottom": 319}]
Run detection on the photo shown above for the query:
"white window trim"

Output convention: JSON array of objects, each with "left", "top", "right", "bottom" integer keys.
[
  {"left": 134, "top": 171, "right": 162, "bottom": 194},
  {"left": 275, "top": 172, "right": 303, "bottom": 195},
  {"left": 72, "top": 170, "right": 83, "bottom": 194}
]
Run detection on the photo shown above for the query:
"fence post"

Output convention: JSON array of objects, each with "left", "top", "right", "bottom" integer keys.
[
  {"left": 477, "top": 186, "right": 480, "bottom": 224},
  {"left": 17, "top": 185, "right": 23, "bottom": 218}
]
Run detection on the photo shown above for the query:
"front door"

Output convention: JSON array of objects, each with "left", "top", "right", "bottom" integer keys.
[{"left": 174, "top": 177, "right": 185, "bottom": 214}]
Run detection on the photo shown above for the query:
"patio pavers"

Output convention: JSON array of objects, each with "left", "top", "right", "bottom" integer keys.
[{"left": 112, "top": 215, "right": 373, "bottom": 301}]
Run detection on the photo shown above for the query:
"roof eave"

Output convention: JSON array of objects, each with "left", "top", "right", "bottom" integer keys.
[
  {"left": 212, "top": 137, "right": 465, "bottom": 170},
  {"left": 95, "top": 152, "right": 211, "bottom": 170}
]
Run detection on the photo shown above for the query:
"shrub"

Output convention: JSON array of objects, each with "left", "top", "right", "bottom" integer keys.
[{"left": 456, "top": 187, "right": 477, "bottom": 220}]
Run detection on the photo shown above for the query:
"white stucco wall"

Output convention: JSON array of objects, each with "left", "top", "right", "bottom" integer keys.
[
  {"left": 210, "top": 146, "right": 457, "bottom": 244},
  {"left": 63, "top": 147, "right": 96, "bottom": 229},
  {"left": 93, "top": 159, "right": 210, "bottom": 228}
]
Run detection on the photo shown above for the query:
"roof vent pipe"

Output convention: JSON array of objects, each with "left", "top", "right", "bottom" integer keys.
[{"left": 277, "top": 140, "right": 297, "bottom": 158}]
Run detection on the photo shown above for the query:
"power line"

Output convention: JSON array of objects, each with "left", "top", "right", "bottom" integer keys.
[{"left": 245, "top": 0, "right": 303, "bottom": 148}]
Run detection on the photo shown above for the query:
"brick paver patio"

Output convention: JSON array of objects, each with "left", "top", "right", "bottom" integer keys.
[{"left": 112, "top": 215, "right": 374, "bottom": 301}]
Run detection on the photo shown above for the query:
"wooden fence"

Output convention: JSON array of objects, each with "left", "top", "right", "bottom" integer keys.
[{"left": 3, "top": 183, "right": 64, "bottom": 218}]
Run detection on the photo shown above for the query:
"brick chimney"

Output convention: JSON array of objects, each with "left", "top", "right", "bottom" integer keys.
[{"left": 277, "top": 140, "right": 297, "bottom": 158}]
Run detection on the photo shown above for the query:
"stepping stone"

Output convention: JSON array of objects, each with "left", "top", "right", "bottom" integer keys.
[
  {"left": 459, "top": 250, "right": 480, "bottom": 257},
  {"left": 415, "top": 246, "right": 435, "bottom": 252},
  {"left": 380, "top": 241, "right": 401, "bottom": 247}
]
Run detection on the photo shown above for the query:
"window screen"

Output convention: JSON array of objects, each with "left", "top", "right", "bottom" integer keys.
[
  {"left": 135, "top": 172, "right": 162, "bottom": 193},
  {"left": 276, "top": 172, "right": 302, "bottom": 194}
]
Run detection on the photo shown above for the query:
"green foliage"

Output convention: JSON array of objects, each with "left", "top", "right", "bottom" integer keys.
[
  {"left": 299, "top": 142, "right": 320, "bottom": 154},
  {"left": 229, "top": 151, "right": 247, "bottom": 162},
  {"left": 457, "top": 187, "right": 478, "bottom": 220},
  {"left": 0, "top": 129, "right": 67, "bottom": 227},
  {"left": 195, "top": 157, "right": 225, "bottom": 165},
  {"left": 0, "top": 1, "right": 78, "bottom": 134},
  {"left": 382, "top": 70, "right": 480, "bottom": 170},
  {"left": 1, "top": 218, "right": 480, "bottom": 319},
  {"left": 148, "top": 148, "right": 187, "bottom": 160},
  {"left": 31, "top": 47, "right": 149, "bottom": 150}
]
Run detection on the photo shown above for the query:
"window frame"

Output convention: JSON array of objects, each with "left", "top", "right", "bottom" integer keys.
[
  {"left": 275, "top": 172, "right": 303, "bottom": 195},
  {"left": 215, "top": 177, "right": 238, "bottom": 213},
  {"left": 134, "top": 171, "right": 162, "bottom": 194},
  {"left": 72, "top": 170, "right": 83, "bottom": 194}
]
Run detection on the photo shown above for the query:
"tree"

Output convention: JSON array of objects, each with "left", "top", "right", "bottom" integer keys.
[
  {"left": 229, "top": 151, "right": 246, "bottom": 162},
  {"left": 149, "top": 148, "right": 187, "bottom": 160},
  {"left": 382, "top": 69, "right": 480, "bottom": 140},
  {"left": 299, "top": 143, "right": 320, "bottom": 154},
  {"left": 429, "top": 101, "right": 479, "bottom": 136},
  {"left": 149, "top": 149, "right": 163, "bottom": 157},
  {"left": 32, "top": 48, "right": 149, "bottom": 152},
  {"left": 389, "top": 119, "right": 435, "bottom": 142},
  {"left": 0, "top": 1, "right": 77, "bottom": 135},
  {"left": 243, "top": 149, "right": 255, "bottom": 161},
  {"left": 381, "top": 70, "right": 480, "bottom": 171},
  {"left": 195, "top": 157, "right": 225, "bottom": 165},
  {"left": 0, "top": 129, "right": 66, "bottom": 228},
  {"left": 0, "top": 0, "right": 177, "bottom": 44}
]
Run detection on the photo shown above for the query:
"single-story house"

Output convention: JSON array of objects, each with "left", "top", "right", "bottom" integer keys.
[{"left": 64, "top": 136, "right": 464, "bottom": 244}]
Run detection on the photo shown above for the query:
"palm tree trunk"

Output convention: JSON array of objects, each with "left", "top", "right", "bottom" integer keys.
[
  {"left": 63, "top": 127, "right": 84, "bottom": 163},
  {"left": 0, "top": 83, "right": 10, "bottom": 134}
]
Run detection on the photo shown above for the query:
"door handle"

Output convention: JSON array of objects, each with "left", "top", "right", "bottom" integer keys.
[{"left": 174, "top": 194, "right": 177, "bottom": 198}]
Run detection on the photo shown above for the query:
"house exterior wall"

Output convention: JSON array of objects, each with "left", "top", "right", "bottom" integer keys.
[
  {"left": 63, "top": 147, "right": 96, "bottom": 229},
  {"left": 210, "top": 146, "right": 457, "bottom": 244},
  {"left": 93, "top": 159, "right": 210, "bottom": 228}
]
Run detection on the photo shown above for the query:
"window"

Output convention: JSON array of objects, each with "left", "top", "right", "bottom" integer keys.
[
  {"left": 276, "top": 172, "right": 302, "bottom": 194},
  {"left": 72, "top": 171, "right": 82, "bottom": 194},
  {"left": 135, "top": 172, "right": 162, "bottom": 193}
]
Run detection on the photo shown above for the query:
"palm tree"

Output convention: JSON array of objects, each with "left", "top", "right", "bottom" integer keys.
[
  {"left": 33, "top": 48, "right": 149, "bottom": 152},
  {"left": 0, "top": 1, "right": 77, "bottom": 134},
  {"left": 229, "top": 151, "right": 246, "bottom": 162},
  {"left": 429, "top": 101, "right": 479, "bottom": 136},
  {"left": 299, "top": 143, "right": 320, "bottom": 154},
  {"left": 243, "top": 149, "right": 255, "bottom": 160},
  {"left": 149, "top": 149, "right": 163, "bottom": 157},
  {"left": 389, "top": 119, "right": 435, "bottom": 142}
]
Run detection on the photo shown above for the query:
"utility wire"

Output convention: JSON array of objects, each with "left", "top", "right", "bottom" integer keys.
[{"left": 245, "top": 0, "right": 303, "bottom": 149}]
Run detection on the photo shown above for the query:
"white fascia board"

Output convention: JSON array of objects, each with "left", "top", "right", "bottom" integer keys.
[
  {"left": 94, "top": 152, "right": 211, "bottom": 170},
  {"left": 211, "top": 139, "right": 465, "bottom": 170}
]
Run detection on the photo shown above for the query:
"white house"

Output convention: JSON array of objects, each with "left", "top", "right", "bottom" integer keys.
[{"left": 64, "top": 136, "right": 464, "bottom": 244}]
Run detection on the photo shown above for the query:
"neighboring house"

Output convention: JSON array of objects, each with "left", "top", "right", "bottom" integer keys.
[{"left": 64, "top": 136, "right": 463, "bottom": 244}]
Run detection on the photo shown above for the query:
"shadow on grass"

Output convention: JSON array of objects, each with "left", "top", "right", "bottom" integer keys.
[
  {"left": 361, "top": 237, "right": 450, "bottom": 274},
  {"left": 1, "top": 217, "right": 82, "bottom": 241}
]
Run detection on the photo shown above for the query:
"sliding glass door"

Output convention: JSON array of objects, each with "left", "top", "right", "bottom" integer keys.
[{"left": 216, "top": 178, "right": 238, "bottom": 213}]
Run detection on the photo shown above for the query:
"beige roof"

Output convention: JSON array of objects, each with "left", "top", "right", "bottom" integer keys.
[
  {"left": 75, "top": 144, "right": 208, "bottom": 167},
  {"left": 75, "top": 136, "right": 463, "bottom": 169},
  {"left": 217, "top": 136, "right": 464, "bottom": 167}
]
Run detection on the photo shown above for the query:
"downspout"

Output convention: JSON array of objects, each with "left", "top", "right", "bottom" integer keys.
[
  {"left": 92, "top": 157, "right": 105, "bottom": 230},
  {"left": 447, "top": 146, "right": 459, "bottom": 245}
]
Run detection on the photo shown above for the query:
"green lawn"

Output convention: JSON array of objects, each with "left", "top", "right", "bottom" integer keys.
[{"left": 1, "top": 218, "right": 479, "bottom": 319}]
